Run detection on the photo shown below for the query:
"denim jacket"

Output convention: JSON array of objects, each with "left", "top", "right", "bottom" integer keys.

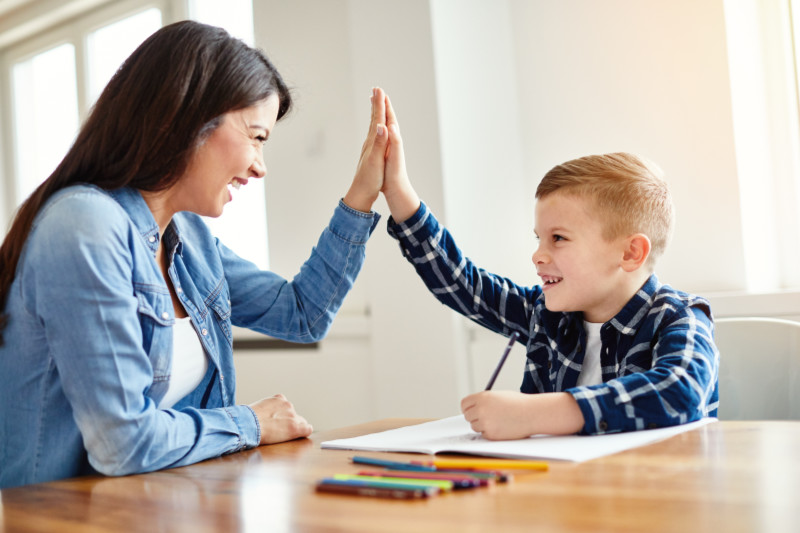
[{"left": 0, "top": 185, "right": 378, "bottom": 488}]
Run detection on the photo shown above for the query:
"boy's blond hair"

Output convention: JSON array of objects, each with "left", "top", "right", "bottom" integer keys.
[{"left": 535, "top": 152, "right": 674, "bottom": 269}]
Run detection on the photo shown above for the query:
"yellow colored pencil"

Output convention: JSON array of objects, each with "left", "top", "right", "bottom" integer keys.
[{"left": 418, "top": 458, "right": 549, "bottom": 471}]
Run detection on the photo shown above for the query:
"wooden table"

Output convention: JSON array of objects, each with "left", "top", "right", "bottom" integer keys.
[{"left": 1, "top": 419, "right": 799, "bottom": 532}]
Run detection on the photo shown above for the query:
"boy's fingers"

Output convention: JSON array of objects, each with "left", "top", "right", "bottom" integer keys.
[
  {"left": 387, "top": 123, "right": 406, "bottom": 164},
  {"left": 385, "top": 94, "right": 398, "bottom": 129}
]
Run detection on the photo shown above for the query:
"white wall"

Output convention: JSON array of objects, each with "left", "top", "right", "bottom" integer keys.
[
  {"left": 509, "top": 0, "right": 745, "bottom": 293},
  {"left": 238, "top": 0, "right": 785, "bottom": 430},
  {"left": 246, "top": 0, "right": 468, "bottom": 430}
]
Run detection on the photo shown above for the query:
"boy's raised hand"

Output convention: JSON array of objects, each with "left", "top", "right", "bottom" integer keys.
[{"left": 381, "top": 94, "right": 421, "bottom": 223}]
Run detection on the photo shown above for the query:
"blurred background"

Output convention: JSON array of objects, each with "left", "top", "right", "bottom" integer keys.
[{"left": 1, "top": 0, "right": 799, "bottom": 430}]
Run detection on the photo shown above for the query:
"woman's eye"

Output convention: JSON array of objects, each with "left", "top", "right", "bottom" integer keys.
[
  {"left": 553, "top": 235, "right": 565, "bottom": 242},
  {"left": 256, "top": 136, "right": 267, "bottom": 144}
]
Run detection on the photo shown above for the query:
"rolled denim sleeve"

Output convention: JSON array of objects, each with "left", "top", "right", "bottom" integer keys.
[{"left": 225, "top": 200, "right": 379, "bottom": 342}]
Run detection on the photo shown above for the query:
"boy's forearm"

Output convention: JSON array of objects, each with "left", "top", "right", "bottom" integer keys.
[
  {"left": 525, "top": 393, "right": 585, "bottom": 436},
  {"left": 463, "top": 391, "right": 585, "bottom": 440}
]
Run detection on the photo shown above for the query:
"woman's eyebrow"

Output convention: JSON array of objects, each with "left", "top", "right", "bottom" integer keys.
[{"left": 249, "top": 124, "right": 271, "bottom": 140}]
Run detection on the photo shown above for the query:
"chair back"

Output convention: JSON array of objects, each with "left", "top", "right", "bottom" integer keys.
[{"left": 715, "top": 317, "right": 800, "bottom": 420}]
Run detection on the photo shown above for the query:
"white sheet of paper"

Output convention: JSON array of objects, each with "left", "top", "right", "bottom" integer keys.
[{"left": 321, "top": 415, "right": 717, "bottom": 462}]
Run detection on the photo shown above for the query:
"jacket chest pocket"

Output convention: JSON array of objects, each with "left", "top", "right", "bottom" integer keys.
[
  {"left": 204, "top": 286, "right": 232, "bottom": 346},
  {"left": 135, "top": 284, "right": 175, "bottom": 382}
]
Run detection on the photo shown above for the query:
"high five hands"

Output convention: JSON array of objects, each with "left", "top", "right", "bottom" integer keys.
[{"left": 344, "top": 87, "right": 420, "bottom": 222}]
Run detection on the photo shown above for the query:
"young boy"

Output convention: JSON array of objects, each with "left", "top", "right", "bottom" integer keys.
[{"left": 379, "top": 98, "right": 719, "bottom": 439}]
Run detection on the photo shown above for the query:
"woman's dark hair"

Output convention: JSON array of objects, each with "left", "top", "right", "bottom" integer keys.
[{"left": 0, "top": 20, "right": 292, "bottom": 345}]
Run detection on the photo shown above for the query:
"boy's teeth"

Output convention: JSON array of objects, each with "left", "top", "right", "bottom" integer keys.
[{"left": 231, "top": 181, "right": 242, "bottom": 190}]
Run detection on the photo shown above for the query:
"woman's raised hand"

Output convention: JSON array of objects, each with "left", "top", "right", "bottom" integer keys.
[{"left": 342, "top": 87, "right": 389, "bottom": 213}]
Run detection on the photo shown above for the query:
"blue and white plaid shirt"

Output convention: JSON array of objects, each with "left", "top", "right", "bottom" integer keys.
[{"left": 388, "top": 202, "right": 719, "bottom": 435}]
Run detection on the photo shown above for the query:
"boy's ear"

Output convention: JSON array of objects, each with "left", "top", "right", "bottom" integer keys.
[{"left": 621, "top": 233, "right": 651, "bottom": 272}]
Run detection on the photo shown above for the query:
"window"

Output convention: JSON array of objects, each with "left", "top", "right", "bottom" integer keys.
[
  {"left": 86, "top": 8, "right": 162, "bottom": 106},
  {"left": 1, "top": 0, "right": 269, "bottom": 269},
  {"left": 723, "top": 0, "right": 800, "bottom": 291},
  {"left": 11, "top": 43, "right": 79, "bottom": 203}
]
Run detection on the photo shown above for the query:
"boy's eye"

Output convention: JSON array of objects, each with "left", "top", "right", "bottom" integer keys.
[
  {"left": 553, "top": 235, "right": 565, "bottom": 242},
  {"left": 256, "top": 135, "right": 267, "bottom": 144}
]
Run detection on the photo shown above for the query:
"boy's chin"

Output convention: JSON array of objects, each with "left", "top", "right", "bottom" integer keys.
[{"left": 542, "top": 296, "right": 574, "bottom": 314}]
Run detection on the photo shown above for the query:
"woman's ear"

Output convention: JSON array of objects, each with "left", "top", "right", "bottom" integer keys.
[{"left": 621, "top": 233, "right": 651, "bottom": 272}]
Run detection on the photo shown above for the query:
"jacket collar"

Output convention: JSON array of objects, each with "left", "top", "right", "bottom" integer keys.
[{"left": 107, "top": 187, "right": 163, "bottom": 255}]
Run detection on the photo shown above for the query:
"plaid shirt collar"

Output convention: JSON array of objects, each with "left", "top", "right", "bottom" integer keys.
[{"left": 607, "top": 274, "right": 659, "bottom": 335}]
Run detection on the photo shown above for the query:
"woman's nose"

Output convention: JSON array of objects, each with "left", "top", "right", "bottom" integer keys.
[{"left": 251, "top": 151, "right": 266, "bottom": 178}]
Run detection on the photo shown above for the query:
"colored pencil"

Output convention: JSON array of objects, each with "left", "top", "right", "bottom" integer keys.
[
  {"left": 356, "top": 470, "right": 483, "bottom": 489},
  {"left": 332, "top": 474, "right": 454, "bottom": 492},
  {"left": 414, "top": 457, "right": 548, "bottom": 471},
  {"left": 316, "top": 480, "right": 435, "bottom": 499},
  {"left": 351, "top": 456, "right": 437, "bottom": 471}
]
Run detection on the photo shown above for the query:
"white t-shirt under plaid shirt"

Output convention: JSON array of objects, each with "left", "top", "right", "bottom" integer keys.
[{"left": 387, "top": 202, "right": 719, "bottom": 435}]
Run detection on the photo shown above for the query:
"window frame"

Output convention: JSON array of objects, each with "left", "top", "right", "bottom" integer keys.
[{"left": 0, "top": 0, "right": 179, "bottom": 225}]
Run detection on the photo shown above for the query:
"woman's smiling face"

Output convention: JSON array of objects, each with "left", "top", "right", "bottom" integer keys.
[{"left": 175, "top": 94, "right": 280, "bottom": 218}]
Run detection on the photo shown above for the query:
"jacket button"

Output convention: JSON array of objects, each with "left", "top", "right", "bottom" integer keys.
[
  {"left": 148, "top": 235, "right": 156, "bottom": 243},
  {"left": 201, "top": 328, "right": 208, "bottom": 336},
  {"left": 161, "top": 312, "right": 169, "bottom": 320},
  {"left": 599, "top": 421, "right": 608, "bottom": 431}
]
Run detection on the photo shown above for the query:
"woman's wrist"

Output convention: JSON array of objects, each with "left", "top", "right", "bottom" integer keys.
[{"left": 342, "top": 188, "right": 379, "bottom": 214}]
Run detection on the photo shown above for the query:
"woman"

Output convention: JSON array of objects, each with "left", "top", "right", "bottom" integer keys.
[{"left": 0, "top": 21, "right": 389, "bottom": 488}]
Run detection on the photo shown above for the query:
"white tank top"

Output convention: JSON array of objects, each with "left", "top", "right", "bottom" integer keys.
[
  {"left": 577, "top": 321, "right": 603, "bottom": 386},
  {"left": 159, "top": 317, "right": 208, "bottom": 409}
]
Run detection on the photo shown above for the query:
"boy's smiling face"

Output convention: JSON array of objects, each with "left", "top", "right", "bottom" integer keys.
[{"left": 533, "top": 191, "right": 634, "bottom": 323}]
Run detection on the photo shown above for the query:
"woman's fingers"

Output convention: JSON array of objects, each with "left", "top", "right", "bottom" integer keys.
[{"left": 360, "top": 87, "right": 387, "bottom": 159}]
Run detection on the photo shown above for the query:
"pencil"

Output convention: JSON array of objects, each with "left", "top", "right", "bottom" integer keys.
[
  {"left": 416, "top": 457, "right": 548, "bottom": 471},
  {"left": 357, "top": 470, "right": 483, "bottom": 489},
  {"left": 316, "top": 480, "right": 435, "bottom": 499},
  {"left": 485, "top": 332, "right": 519, "bottom": 390},
  {"left": 332, "top": 474, "right": 454, "bottom": 492}
]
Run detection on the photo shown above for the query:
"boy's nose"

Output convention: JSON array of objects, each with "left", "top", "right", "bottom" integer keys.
[{"left": 532, "top": 247, "right": 548, "bottom": 265}]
